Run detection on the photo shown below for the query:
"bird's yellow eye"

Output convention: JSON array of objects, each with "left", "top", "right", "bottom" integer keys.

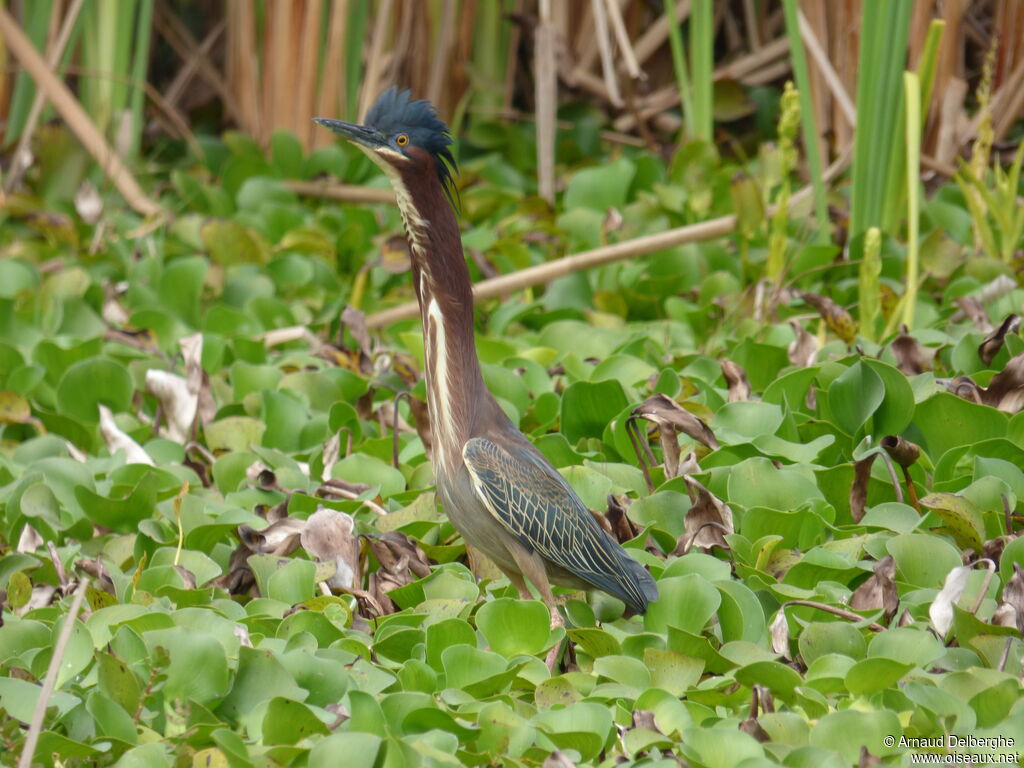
[{"left": 396, "top": 134, "right": 409, "bottom": 146}]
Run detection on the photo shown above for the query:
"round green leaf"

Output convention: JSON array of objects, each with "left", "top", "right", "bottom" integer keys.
[{"left": 476, "top": 598, "right": 551, "bottom": 657}]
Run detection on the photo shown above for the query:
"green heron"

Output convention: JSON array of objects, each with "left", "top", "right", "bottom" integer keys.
[{"left": 314, "top": 89, "right": 658, "bottom": 635}]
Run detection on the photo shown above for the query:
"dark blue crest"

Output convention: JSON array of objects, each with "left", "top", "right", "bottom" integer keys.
[{"left": 365, "top": 88, "right": 458, "bottom": 200}]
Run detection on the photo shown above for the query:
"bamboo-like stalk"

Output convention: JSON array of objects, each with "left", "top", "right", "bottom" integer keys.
[
  {"left": 0, "top": 5, "right": 160, "bottom": 216},
  {"left": 314, "top": 0, "right": 348, "bottom": 149},
  {"left": 591, "top": 0, "right": 622, "bottom": 107},
  {"left": 903, "top": 71, "right": 921, "bottom": 329},
  {"left": 535, "top": 0, "right": 556, "bottom": 204}
]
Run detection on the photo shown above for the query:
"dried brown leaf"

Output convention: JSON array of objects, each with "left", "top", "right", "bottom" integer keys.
[
  {"left": 605, "top": 494, "right": 640, "bottom": 544},
  {"left": 890, "top": 325, "right": 930, "bottom": 375},
  {"left": 955, "top": 296, "right": 991, "bottom": 331},
  {"left": 237, "top": 518, "right": 305, "bottom": 556},
  {"left": 800, "top": 292, "right": 856, "bottom": 345},
  {"left": 978, "top": 314, "right": 1020, "bottom": 366},
  {"left": 787, "top": 319, "right": 818, "bottom": 368},
  {"left": 632, "top": 393, "right": 719, "bottom": 481},
  {"left": 720, "top": 359, "right": 751, "bottom": 402},
  {"left": 996, "top": 562, "right": 1024, "bottom": 633},
  {"left": 676, "top": 476, "right": 732, "bottom": 552},
  {"left": 881, "top": 435, "right": 920, "bottom": 468},
  {"left": 849, "top": 452, "right": 877, "bottom": 523},
  {"left": 301, "top": 507, "right": 361, "bottom": 590},
  {"left": 849, "top": 555, "right": 898, "bottom": 621},
  {"left": 341, "top": 305, "right": 373, "bottom": 373}
]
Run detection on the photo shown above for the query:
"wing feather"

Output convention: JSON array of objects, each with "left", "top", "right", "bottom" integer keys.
[{"left": 462, "top": 437, "right": 653, "bottom": 612}]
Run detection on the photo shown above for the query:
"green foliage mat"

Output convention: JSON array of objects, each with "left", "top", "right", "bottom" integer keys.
[{"left": 1, "top": 125, "right": 1023, "bottom": 767}]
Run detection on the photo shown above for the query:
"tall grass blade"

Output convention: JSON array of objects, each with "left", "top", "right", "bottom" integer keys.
[
  {"left": 902, "top": 72, "right": 921, "bottom": 329},
  {"left": 663, "top": 0, "right": 694, "bottom": 140},
  {"left": 5, "top": 0, "right": 55, "bottom": 143},
  {"left": 781, "top": 0, "right": 829, "bottom": 242},
  {"left": 690, "top": 0, "right": 713, "bottom": 142},
  {"left": 128, "top": 0, "right": 154, "bottom": 158},
  {"left": 849, "top": 0, "right": 912, "bottom": 240}
]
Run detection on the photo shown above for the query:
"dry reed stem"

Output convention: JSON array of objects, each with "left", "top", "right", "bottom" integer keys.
[
  {"left": 4, "top": 0, "right": 84, "bottom": 193},
  {"left": 535, "top": 0, "right": 557, "bottom": 204},
  {"left": 361, "top": 0, "right": 394, "bottom": 120},
  {"left": 314, "top": 0, "right": 348, "bottom": 150},
  {"left": 17, "top": 578, "right": 89, "bottom": 768},
  {"left": 603, "top": 0, "right": 643, "bottom": 80},
  {"left": 428, "top": 0, "right": 457, "bottom": 107},
  {"left": 0, "top": 6, "right": 160, "bottom": 216},
  {"left": 285, "top": 179, "right": 396, "bottom": 204},
  {"left": 363, "top": 151, "right": 850, "bottom": 329},
  {"left": 591, "top": 0, "right": 623, "bottom": 106},
  {"left": 633, "top": 0, "right": 690, "bottom": 65}
]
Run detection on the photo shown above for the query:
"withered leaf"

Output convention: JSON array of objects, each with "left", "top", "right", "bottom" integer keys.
[
  {"left": 237, "top": 518, "right": 305, "bottom": 556},
  {"left": 995, "top": 562, "right": 1024, "bottom": 633},
  {"left": 787, "top": 319, "right": 818, "bottom": 368},
  {"left": 945, "top": 352, "right": 1024, "bottom": 413},
  {"left": 954, "top": 295, "right": 990, "bottom": 331},
  {"left": 769, "top": 610, "right": 790, "bottom": 658},
  {"left": 800, "top": 292, "right": 856, "bottom": 345},
  {"left": 676, "top": 476, "right": 732, "bottom": 553},
  {"left": 341, "top": 306, "right": 373, "bottom": 373},
  {"left": 632, "top": 393, "right": 718, "bottom": 480},
  {"left": 929, "top": 564, "right": 972, "bottom": 636},
  {"left": 301, "top": 507, "right": 361, "bottom": 590},
  {"left": 881, "top": 436, "right": 920, "bottom": 468},
  {"left": 890, "top": 325, "right": 930, "bottom": 375},
  {"left": 978, "top": 314, "right": 1020, "bottom": 366},
  {"left": 720, "top": 359, "right": 751, "bottom": 402},
  {"left": 849, "top": 452, "right": 877, "bottom": 523},
  {"left": 605, "top": 494, "right": 640, "bottom": 544},
  {"left": 849, "top": 555, "right": 898, "bottom": 621}
]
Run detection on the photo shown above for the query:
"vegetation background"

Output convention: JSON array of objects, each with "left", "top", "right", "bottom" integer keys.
[{"left": 1, "top": 1, "right": 1023, "bottom": 766}]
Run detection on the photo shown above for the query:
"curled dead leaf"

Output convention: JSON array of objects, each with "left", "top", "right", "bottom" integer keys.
[
  {"left": 720, "top": 359, "right": 751, "bottom": 402},
  {"left": 849, "top": 555, "right": 898, "bottom": 621},
  {"left": 881, "top": 435, "right": 920, "bottom": 469},
  {"left": 605, "top": 494, "right": 640, "bottom": 544},
  {"left": 995, "top": 563, "right": 1024, "bottom": 633},
  {"left": 890, "top": 325, "right": 931, "bottom": 375},
  {"left": 769, "top": 610, "right": 790, "bottom": 658},
  {"left": 978, "top": 314, "right": 1020, "bottom": 366},
  {"left": 849, "top": 452, "right": 877, "bottom": 523},
  {"left": 929, "top": 564, "right": 971, "bottom": 637},
  {"left": 676, "top": 476, "right": 732, "bottom": 552},
  {"left": 631, "top": 393, "right": 718, "bottom": 480},
  {"left": 800, "top": 292, "right": 856, "bottom": 345},
  {"left": 945, "top": 352, "right": 1024, "bottom": 413},
  {"left": 787, "top": 319, "right": 818, "bottom": 368},
  {"left": 301, "top": 507, "right": 361, "bottom": 590}
]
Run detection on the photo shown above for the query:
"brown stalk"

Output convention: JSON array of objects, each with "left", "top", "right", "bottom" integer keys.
[
  {"left": 0, "top": 7, "right": 160, "bottom": 216},
  {"left": 797, "top": 8, "right": 855, "bottom": 128},
  {"left": 364, "top": 152, "right": 850, "bottom": 329},
  {"left": 427, "top": 0, "right": 457, "bottom": 107},
  {"left": 361, "top": 0, "right": 394, "bottom": 120},
  {"left": 633, "top": 0, "right": 691, "bottom": 66},
  {"left": 314, "top": 0, "right": 348, "bottom": 149},
  {"left": 295, "top": 0, "right": 323, "bottom": 148},
  {"left": 603, "top": 0, "right": 643, "bottom": 81},
  {"left": 590, "top": 0, "right": 622, "bottom": 106},
  {"left": 781, "top": 599, "right": 888, "bottom": 633},
  {"left": 226, "top": 0, "right": 260, "bottom": 138},
  {"left": 285, "top": 180, "right": 396, "bottom": 204},
  {"left": 535, "top": 0, "right": 557, "bottom": 204}
]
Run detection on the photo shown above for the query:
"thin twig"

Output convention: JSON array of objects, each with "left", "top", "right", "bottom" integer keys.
[
  {"left": 18, "top": 578, "right": 89, "bottom": 768},
  {"left": 285, "top": 180, "right": 396, "bottom": 204},
  {"left": 781, "top": 599, "right": 887, "bottom": 632}
]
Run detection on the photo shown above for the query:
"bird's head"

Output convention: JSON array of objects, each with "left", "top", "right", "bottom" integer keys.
[{"left": 314, "top": 88, "right": 457, "bottom": 200}]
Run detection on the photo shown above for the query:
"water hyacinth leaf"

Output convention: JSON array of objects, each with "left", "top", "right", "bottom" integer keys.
[
  {"left": 827, "top": 361, "right": 884, "bottom": 436},
  {"left": 308, "top": 733, "right": 383, "bottom": 768},
  {"left": 560, "top": 379, "right": 629, "bottom": 443},
  {"left": 886, "top": 533, "right": 963, "bottom": 588},
  {"left": 261, "top": 697, "right": 329, "bottom": 744},
  {"left": 644, "top": 574, "right": 721, "bottom": 634},
  {"left": 532, "top": 702, "right": 614, "bottom": 762},
  {"left": 797, "top": 622, "right": 867, "bottom": 667},
  {"left": 917, "top": 493, "right": 985, "bottom": 552},
  {"left": 56, "top": 358, "right": 134, "bottom": 424},
  {"left": 807, "top": 709, "right": 901, "bottom": 762},
  {"left": 475, "top": 598, "right": 551, "bottom": 658}
]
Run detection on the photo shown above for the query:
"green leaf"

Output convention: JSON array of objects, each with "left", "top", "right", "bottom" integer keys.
[
  {"left": 644, "top": 574, "right": 721, "bottom": 634},
  {"left": 56, "top": 357, "right": 134, "bottom": 424},
  {"left": 560, "top": 379, "right": 629, "bottom": 443},
  {"left": 827, "top": 361, "right": 884, "bottom": 435},
  {"left": 475, "top": 598, "right": 551, "bottom": 657}
]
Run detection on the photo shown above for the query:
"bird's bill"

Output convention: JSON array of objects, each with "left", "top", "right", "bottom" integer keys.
[{"left": 312, "top": 118, "right": 384, "bottom": 149}]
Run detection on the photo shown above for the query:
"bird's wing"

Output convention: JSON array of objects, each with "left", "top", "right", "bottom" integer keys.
[{"left": 462, "top": 436, "right": 651, "bottom": 611}]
